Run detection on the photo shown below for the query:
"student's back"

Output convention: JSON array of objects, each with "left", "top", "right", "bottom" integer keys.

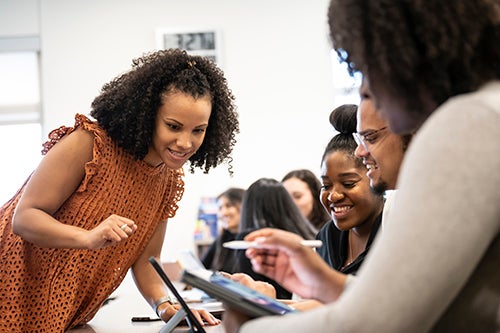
[{"left": 234, "top": 178, "right": 315, "bottom": 299}]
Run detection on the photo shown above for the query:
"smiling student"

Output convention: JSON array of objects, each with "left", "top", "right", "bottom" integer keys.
[
  {"left": 222, "top": 88, "right": 412, "bottom": 307},
  {"left": 354, "top": 79, "right": 413, "bottom": 228},
  {"left": 281, "top": 169, "right": 330, "bottom": 231},
  {"left": 224, "top": 0, "right": 500, "bottom": 331},
  {"left": 353, "top": 80, "right": 412, "bottom": 196},
  {"left": 202, "top": 187, "right": 246, "bottom": 273},
  {"left": 0, "top": 49, "right": 238, "bottom": 333},
  {"left": 316, "top": 104, "right": 384, "bottom": 274}
]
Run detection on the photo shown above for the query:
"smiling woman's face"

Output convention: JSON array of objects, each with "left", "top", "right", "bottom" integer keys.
[
  {"left": 144, "top": 90, "right": 212, "bottom": 169},
  {"left": 320, "top": 151, "right": 383, "bottom": 231},
  {"left": 217, "top": 195, "right": 242, "bottom": 233},
  {"left": 282, "top": 177, "right": 314, "bottom": 220}
]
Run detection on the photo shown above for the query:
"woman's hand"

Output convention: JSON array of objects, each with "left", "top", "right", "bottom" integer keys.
[
  {"left": 83, "top": 214, "right": 137, "bottom": 249},
  {"left": 220, "top": 272, "right": 277, "bottom": 298},
  {"left": 244, "top": 228, "right": 347, "bottom": 303},
  {"left": 157, "top": 302, "right": 221, "bottom": 326}
]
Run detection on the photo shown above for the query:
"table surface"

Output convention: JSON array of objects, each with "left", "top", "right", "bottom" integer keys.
[{"left": 68, "top": 272, "right": 225, "bottom": 333}]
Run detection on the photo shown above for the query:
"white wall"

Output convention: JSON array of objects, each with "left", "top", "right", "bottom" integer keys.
[
  {"left": 0, "top": 0, "right": 39, "bottom": 35},
  {"left": 1, "top": 0, "right": 339, "bottom": 261}
]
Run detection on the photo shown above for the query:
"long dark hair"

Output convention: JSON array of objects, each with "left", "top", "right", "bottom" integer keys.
[
  {"left": 281, "top": 169, "right": 330, "bottom": 230},
  {"left": 217, "top": 188, "right": 245, "bottom": 206},
  {"left": 239, "top": 178, "right": 316, "bottom": 239},
  {"left": 210, "top": 187, "right": 245, "bottom": 271}
]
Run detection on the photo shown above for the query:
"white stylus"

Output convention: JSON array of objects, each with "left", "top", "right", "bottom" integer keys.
[{"left": 223, "top": 239, "right": 323, "bottom": 250}]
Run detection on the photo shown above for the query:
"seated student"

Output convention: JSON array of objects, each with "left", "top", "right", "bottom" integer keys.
[
  {"left": 224, "top": 0, "right": 500, "bottom": 332},
  {"left": 353, "top": 79, "right": 413, "bottom": 228},
  {"left": 229, "top": 104, "right": 389, "bottom": 299},
  {"left": 281, "top": 169, "right": 330, "bottom": 232},
  {"left": 316, "top": 104, "right": 384, "bottom": 274},
  {"left": 224, "top": 88, "right": 413, "bottom": 310},
  {"left": 202, "top": 187, "right": 245, "bottom": 273},
  {"left": 234, "top": 178, "right": 316, "bottom": 299}
]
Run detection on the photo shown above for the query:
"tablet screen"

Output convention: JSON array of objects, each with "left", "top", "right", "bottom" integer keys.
[{"left": 208, "top": 272, "right": 296, "bottom": 315}]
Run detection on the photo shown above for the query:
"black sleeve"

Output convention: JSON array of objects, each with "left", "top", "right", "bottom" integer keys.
[{"left": 201, "top": 241, "right": 217, "bottom": 269}]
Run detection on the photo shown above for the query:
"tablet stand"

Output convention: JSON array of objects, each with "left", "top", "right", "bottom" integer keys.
[{"left": 159, "top": 308, "right": 186, "bottom": 333}]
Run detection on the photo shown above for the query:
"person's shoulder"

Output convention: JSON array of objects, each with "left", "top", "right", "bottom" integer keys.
[
  {"left": 46, "top": 124, "right": 94, "bottom": 158},
  {"left": 316, "top": 220, "right": 338, "bottom": 241},
  {"left": 234, "top": 229, "right": 254, "bottom": 241},
  {"left": 440, "top": 81, "right": 500, "bottom": 117},
  {"left": 221, "top": 229, "right": 237, "bottom": 242}
]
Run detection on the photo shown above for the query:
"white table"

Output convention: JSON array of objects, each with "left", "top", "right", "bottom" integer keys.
[{"left": 68, "top": 272, "right": 225, "bottom": 333}]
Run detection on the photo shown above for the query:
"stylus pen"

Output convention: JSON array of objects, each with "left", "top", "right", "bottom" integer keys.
[{"left": 223, "top": 239, "right": 323, "bottom": 250}]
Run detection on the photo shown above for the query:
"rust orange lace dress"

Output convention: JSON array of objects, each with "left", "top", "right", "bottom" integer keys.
[{"left": 0, "top": 114, "right": 185, "bottom": 332}]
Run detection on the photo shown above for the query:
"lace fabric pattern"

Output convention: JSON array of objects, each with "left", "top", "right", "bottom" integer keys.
[{"left": 0, "top": 114, "right": 185, "bottom": 332}]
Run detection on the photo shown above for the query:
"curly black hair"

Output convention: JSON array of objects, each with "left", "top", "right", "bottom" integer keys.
[
  {"left": 90, "top": 49, "right": 239, "bottom": 174},
  {"left": 328, "top": 0, "right": 500, "bottom": 115},
  {"left": 321, "top": 104, "right": 363, "bottom": 169}
]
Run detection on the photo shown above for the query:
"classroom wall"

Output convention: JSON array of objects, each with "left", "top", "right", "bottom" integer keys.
[{"left": 1, "top": 0, "right": 339, "bottom": 260}]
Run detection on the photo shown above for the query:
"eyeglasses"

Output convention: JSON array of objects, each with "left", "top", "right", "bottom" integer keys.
[{"left": 353, "top": 126, "right": 388, "bottom": 151}]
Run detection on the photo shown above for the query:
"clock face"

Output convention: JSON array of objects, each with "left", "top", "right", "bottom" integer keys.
[
  {"left": 156, "top": 29, "right": 221, "bottom": 65},
  {"left": 163, "top": 32, "right": 216, "bottom": 52}
]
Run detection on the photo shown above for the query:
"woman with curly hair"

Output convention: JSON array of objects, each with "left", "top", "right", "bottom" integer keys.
[
  {"left": 224, "top": 0, "right": 500, "bottom": 332},
  {"left": 0, "top": 49, "right": 238, "bottom": 332}
]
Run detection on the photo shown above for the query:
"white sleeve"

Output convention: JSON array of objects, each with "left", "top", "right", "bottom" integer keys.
[
  {"left": 241, "top": 92, "right": 500, "bottom": 333},
  {"left": 381, "top": 190, "right": 397, "bottom": 230}
]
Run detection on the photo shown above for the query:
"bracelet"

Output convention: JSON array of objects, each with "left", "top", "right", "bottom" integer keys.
[{"left": 154, "top": 295, "right": 173, "bottom": 317}]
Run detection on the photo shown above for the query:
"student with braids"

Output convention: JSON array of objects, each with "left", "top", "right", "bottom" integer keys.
[
  {"left": 0, "top": 49, "right": 238, "bottom": 332},
  {"left": 224, "top": 0, "right": 500, "bottom": 332}
]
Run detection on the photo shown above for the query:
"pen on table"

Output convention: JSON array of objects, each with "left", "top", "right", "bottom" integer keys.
[
  {"left": 131, "top": 316, "right": 162, "bottom": 322},
  {"left": 222, "top": 240, "right": 323, "bottom": 250}
]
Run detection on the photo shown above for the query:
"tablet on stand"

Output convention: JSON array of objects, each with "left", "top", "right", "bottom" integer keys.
[{"left": 149, "top": 256, "right": 206, "bottom": 333}]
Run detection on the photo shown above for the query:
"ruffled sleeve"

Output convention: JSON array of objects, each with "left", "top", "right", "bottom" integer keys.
[
  {"left": 41, "top": 114, "right": 94, "bottom": 155},
  {"left": 41, "top": 114, "right": 106, "bottom": 193}
]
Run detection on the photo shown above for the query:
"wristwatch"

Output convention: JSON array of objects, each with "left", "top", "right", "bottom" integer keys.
[{"left": 154, "top": 295, "right": 173, "bottom": 317}]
